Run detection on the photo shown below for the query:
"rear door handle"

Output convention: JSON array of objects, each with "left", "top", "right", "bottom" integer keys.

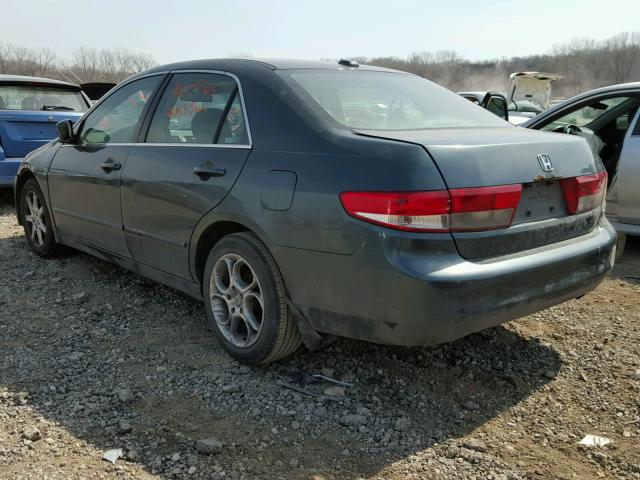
[
  {"left": 193, "top": 166, "right": 226, "bottom": 179},
  {"left": 101, "top": 158, "right": 121, "bottom": 172}
]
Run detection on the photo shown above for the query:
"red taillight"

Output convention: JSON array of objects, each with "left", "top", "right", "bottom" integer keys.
[
  {"left": 339, "top": 191, "right": 451, "bottom": 232},
  {"left": 560, "top": 171, "right": 607, "bottom": 215},
  {"left": 339, "top": 184, "right": 522, "bottom": 233},
  {"left": 449, "top": 185, "right": 522, "bottom": 232}
]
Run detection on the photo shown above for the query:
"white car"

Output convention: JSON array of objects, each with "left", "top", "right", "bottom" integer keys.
[
  {"left": 460, "top": 71, "right": 564, "bottom": 125},
  {"left": 522, "top": 81, "right": 640, "bottom": 258}
]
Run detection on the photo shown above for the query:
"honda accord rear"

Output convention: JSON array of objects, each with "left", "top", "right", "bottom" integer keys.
[
  {"left": 275, "top": 65, "right": 616, "bottom": 348},
  {"left": 15, "top": 59, "right": 616, "bottom": 363}
]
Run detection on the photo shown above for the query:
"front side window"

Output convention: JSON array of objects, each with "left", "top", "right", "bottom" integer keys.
[
  {"left": 285, "top": 70, "right": 507, "bottom": 130},
  {"left": 79, "top": 76, "right": 160, "bottom": 145},
  {"left": 541, "top": 97, "right": 631, "bottom": 131},
  {"left": 0, "top": 84, "right": 88, "bottom": 112},
  {"left": 147, "top": 73, "right": 248, "bottom": 145}
]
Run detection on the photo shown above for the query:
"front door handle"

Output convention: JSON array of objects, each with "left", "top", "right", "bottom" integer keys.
[
  {"left": 101, "top": 158, "right": 121, "bottom": 172},
  {"left": 193, "top": 165, "right": 226, "bottom": 179}
]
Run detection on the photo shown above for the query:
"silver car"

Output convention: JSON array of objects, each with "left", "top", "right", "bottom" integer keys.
[{"left": 523, "top": 82, "right": 640, "bottom": 257}]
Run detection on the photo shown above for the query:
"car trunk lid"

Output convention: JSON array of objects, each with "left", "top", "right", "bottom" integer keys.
[
  {"left": 354, "top": 126, "right": 604, "bottom": 260},
  {"left": 0, "top": 110, "right": 83, "bottom": 158},
  {"left": 507, "top": 71, "right": 564, "bottom": 111}
]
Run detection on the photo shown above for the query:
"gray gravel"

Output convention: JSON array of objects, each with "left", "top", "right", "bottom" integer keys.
[{"left": 1, "top": 190, "right": 639, "bottom": 479}]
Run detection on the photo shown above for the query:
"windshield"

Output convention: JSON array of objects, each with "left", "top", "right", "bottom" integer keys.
[
  {"left": 286, "top": 70, "right": 508, "bottom": 130},
  {"left": 0, "top": 84, "right": 87, "bottom": 112}
]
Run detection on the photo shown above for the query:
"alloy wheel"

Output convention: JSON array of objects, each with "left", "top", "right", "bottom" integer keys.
[
  {"left": 24, "top": 191, "right": 47, "bottom": 247},
  {"left": 210, "top": 253, "right": 264, "bottom": 348}
]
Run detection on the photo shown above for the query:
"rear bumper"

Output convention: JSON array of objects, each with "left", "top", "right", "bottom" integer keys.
[
  {"left": 0, "top": 157, "right": 23, "bottom": 187},
  {"left": 275, "top": 220, "right": 617, "bottom": 346}
]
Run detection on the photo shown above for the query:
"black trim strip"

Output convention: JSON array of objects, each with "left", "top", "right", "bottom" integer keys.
[
  {"left": 213, "top": 85, "right": 239, "bottom": 144},
  {"left": 124, "top": 226, "right": 187, "bottom": 248}
]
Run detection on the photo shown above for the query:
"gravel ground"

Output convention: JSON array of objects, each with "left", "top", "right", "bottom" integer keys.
[{"left": 1, "top": 189, "right": 639, "bottom": 480}]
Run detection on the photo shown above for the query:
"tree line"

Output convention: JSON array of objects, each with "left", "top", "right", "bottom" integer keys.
[
  {"left": 351, "top": 32, "right": 640, "bottom": 98},
  {"left": 0, "top": 45, "right": 155, "bottom": 84},
  {"left": 1, "top": 31, "right": 638, "bottom": 99}
]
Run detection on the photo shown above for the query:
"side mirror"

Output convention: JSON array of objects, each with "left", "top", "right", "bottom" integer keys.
[
  {"left": 481, "top": 93, "right": 509, "bottom": 121},
  {"left": 56, "top": 120, "right": 75, "bottom": 143}
]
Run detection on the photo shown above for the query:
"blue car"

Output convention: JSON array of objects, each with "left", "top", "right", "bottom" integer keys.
[{"left": 0, "top": 75, "right": 89, "bottom": 187}]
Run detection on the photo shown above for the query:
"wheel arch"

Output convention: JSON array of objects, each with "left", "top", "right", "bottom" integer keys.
[
  {"left": 14, "top": 170, "right": 37, "bottom": 226},
  {"left": 190, "top": 217, "right": 333, "bottom": 353},
  {"left": 192, "top": 220, "right": 252, "bottom": 284}
]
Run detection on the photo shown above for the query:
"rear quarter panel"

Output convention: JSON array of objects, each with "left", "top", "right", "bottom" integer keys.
[{"left": 190, "top": 133, "right": 447, "bottom": 258}]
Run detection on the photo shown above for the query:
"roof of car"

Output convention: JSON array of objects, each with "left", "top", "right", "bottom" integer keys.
[
  {"left": 141, "top": 58, "right": 406, "bottom": 76},
  {"left": 572, "top": 81, "right": 640, "bottom": 98},
  {"left": 521, "top": 81, "right": 640, "bottom": 128},
  {"left": 0, "top": 74, "right": 81, "bottom": 89}
]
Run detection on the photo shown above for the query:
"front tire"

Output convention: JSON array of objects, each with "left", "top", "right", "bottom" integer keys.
[
  {"left": 203, "top": 232, "right": 302, "bottom": 364},
  {"left": 20, "top": 178, "right": 61, "bottom": 258}
]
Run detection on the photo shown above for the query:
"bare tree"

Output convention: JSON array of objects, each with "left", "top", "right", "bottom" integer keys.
[
  {"left": 67, "top": 47, "right": 100, "bottom": 82},
  {"left": 348, "top": 31, "right": 639, "bottom": 96},
  {"left": 603, "top": 32, "right": 640, "bottom": 84},
  {"left": 0, "top": 43, "right": 14, "bottom": 73},
  {"left": 64, "top": 47, "right": 157, "bottom": 83},
  {"left": 131, "top": 52, "right": 155, "bottom": 72}
]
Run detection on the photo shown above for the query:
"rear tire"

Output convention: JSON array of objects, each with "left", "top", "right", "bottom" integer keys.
[
  {"left": 203, "top": 232, "right": 302, "bottom": 364},
  {"left": 19, "top": 178, "right": 61, "bottom": 258}
]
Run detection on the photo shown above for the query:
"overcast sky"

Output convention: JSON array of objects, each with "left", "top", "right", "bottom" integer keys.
[{"left": 5, "top": 0, "right": 640, "bottom": 63}]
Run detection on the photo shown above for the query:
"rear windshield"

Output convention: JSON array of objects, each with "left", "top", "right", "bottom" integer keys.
[
  {"left": 286, "top": 70, "right": 507, "bottom": 130},
  {"left": 0, "top": 84, "right": 87, "bottom": 112}
]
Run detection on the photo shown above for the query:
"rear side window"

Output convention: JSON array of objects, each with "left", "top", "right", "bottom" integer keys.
[
  {"left": 286, "top": 70, "right": 507, "bottom": 130},
  {"left": 146, "top": 73, "right": 249, "bottom": 145},
  {"left": 0, "top": 84, "right": 87, "bottom": 112}
]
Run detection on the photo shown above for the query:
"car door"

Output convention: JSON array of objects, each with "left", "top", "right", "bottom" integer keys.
[
  {"left": 612, "top": 109, "right": 640, "bottom": 226},
  {"left": 47, "top": 75, "right": 163, "bottom": 257},
  {"left": 121, "top": 71, "right": 252, "bottom": 278}
]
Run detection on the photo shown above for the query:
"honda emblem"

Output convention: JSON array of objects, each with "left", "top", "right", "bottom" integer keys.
[{"left": 537, "top": 154, "right": 554, "bottom": 172}]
